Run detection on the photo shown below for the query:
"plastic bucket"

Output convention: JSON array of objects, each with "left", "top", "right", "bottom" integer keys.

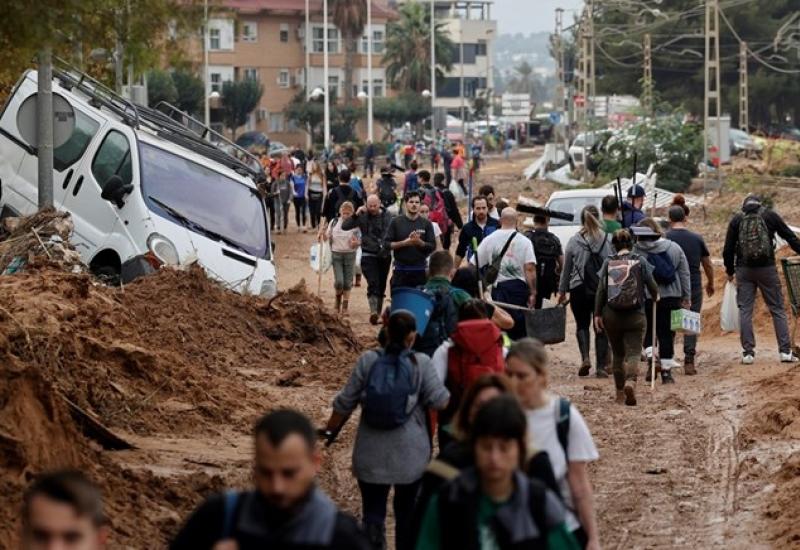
[
  {"left": 391, "top": 287, "right": 435, "bottom": 335},
  {"left": 525, "top": 306, "right": 567, "bottom": 345}
]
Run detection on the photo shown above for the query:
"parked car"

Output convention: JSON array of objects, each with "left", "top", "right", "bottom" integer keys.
[
  {"left": 0, "top": 66, "right": 277, "bottom": 297},
  {"left": 730, "top": 128, "right": 763, "bottom": 156},
  {"left": 235, "top": 131, "right": 270, "bottom": 154},
  {"left": 542, "top": 189, "right": 610, "bottom": 245}
]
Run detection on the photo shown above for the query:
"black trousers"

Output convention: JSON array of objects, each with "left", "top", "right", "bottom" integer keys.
[
  {"left": 293, "top": 197, "right": 307, "bottom": 228},
  {"left": 358, "top": 479, "right": 420, "bottom": 550},
  {"left": 644, "top": 296, "right": 682, "bottom": 361},
  {"left": 442, "top": 225, "right": 454, "bottom": 251},
  {"left": 361, "top": 255, "right": 392, "bottom": 310},
  {"left": 308, "top": 191, "right": 323, "bottom": 229},
  {"left": 492, "top": 279, "right": 531, "bottom": 340},
  {"left": 391, "top": 269, "right": 427, "bottom": 290}
]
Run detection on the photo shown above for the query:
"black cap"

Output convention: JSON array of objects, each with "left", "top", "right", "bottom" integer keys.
[{"left": 627, "top": 184, "right": 646, "bottom": 198}]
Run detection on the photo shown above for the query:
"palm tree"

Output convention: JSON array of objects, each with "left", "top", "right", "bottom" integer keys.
[
  {"left": 331, "top": 0, "right": 367, "bottom": 104},
  {"left": 384, "top": 2, "right": 454, "bottom": 93},
  {"left": 514, "top": 61, "right": 533, "bottom": 94}
]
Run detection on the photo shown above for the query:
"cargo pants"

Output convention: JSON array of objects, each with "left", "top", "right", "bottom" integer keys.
[{"left": 602, "top": 306, "right": 646, "bottom": 390}]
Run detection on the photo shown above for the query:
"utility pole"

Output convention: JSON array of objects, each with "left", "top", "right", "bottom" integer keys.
[
  {"left": 703, "top": 0, "right": 722, "bottom": 195},
  {"left": 459, "top": 27, "right": 465, "bottom": 140},
  {"left": 739, "top": 40, "right": 749, "bottom": 132},
  {"left": 367, "top": 0, "right": 374, "bottom": 143},
  {"left": 323, "top": 0, "right": 331, "bottom": 153},
  {"left": 643, "top": 33, "right": 653, "bottom": 116},
  {"left": 555, "top": 8, "right": 566, "bottom": 154},
  {"left": 579, "top": 2, "right": 595, "bottom": 182},
  {"left": 575, "top": 10, "right": 586, "bottom": 141},
  {"left": 430, "top": 0, "right": 436, "bottom": 144},
  {"left": 37, "top": 49, "right": 54, "bottom": 209},
  {"left": 203, "top": 0, "right": 210, "bottom": 127}
]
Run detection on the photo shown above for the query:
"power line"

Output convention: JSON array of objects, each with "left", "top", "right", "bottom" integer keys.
[{"left": 718, "top": 5, "right": 800, "bottom": 74}]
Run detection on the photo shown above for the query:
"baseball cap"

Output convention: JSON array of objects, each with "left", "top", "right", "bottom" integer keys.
[{"left": 627, "top": 184, "right": 646, "bottom": 198}]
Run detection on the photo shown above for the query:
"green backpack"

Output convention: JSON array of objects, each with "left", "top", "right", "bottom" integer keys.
[{"left": 738, "top": 209, "right": 772, "bottom": 265}]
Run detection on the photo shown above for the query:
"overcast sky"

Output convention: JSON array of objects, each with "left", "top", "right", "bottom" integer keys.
[{"left": 494, "top": 0, "right": 585, "bottom": 35}]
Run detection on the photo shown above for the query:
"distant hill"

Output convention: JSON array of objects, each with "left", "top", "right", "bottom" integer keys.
[{"left": 493, "top": 31, "right": 555, "bottom": 76}]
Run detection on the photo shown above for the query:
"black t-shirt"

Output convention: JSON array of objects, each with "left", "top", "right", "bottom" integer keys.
[{"left": 667, "top": 228, "right": 709, "bottom": 291}]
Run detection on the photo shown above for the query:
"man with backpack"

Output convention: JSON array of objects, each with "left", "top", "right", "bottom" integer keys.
[
  {"left": 324, "top": 169, "right": 363, "bottom": 222},
  {"left": 525, "top": 214, "right": 564, "bottom": 308},
  {"left": 403, "top": 160, "right": 419, "bottom": 194},
  {"left": 433, "top": 172, "right": 463, "bottom": 250},
  {"left": 633, "top": 219, "right": 691, "bottom": 384},
  {"left": 377, "top": 166, "right": 398, "bottom": 212},
  {"left": 454, "top": 195, "right": 499, "bottom": 267},
  {"left": 323, "top": 310, "right": 450, "bottom": 550},
  {"left": 475, "top": 207, "right": 537, "bottom": 340},
  {"left": 414, "top": 251, "right": 470, "bottom": 357},
  {"left": 385, "top": 191, "right": 436, "bottom": 289},
  {"left": 419, "top": 170, "right": 454, "bottom": 250},
  {"left": 172, "top": 409, "right": 370, "bottom": 550},
  {"left": 723, "top": 195, "right": 800, "bottom": 364}
]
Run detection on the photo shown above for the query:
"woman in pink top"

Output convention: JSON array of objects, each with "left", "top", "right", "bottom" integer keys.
[{"left": 324, "top": 201, "right": 361, "bottom": 315}]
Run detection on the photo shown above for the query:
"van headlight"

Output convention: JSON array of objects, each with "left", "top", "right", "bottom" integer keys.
[
  {"left": 260, "top": 279, "right": 277, "bottom": 298},
  {"left": 147, "top": 233, "right": 180, "bottom": 265}
]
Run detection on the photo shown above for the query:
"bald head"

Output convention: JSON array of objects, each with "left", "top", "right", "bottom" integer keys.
[
  {"left": 366, "top": 194, "right": 381, "bottom": 215},
  {"left": 500, "top": 207, "right": 518, "bottom": 229}
]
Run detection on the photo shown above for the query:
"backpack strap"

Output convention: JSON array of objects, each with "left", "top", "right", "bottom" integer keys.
[
  {"left": 555, "top": 398, "right": 570, "bottom": 463},
  {"left": 527, "top": 480, "right": 550, "bottom": 539},
  {"left": 221, "top": 490, "right": 240, "bottom": 540}
]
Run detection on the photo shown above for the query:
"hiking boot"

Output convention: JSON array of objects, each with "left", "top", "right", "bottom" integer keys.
[
  {"left": 369, "top": 312, "right": 380, "bottom": 325},
  {"left": 615, "top": 389, "right": 625, "bottom": 404},
  {"left": 578, "top": 359, "right": 591, "bottom": 377},
  {"left": 741, "top": 352, "right": 755, "bottom": 365},
  {"left": 364, "top": 523, "right": 386, "bottom": 550},
  {"left": 661, "top": 370, "right": 676, "bottom": 384},
  {"left": 684, "top": 356, "right": 697, "bottom": 376},
  {"left": 780, "top": 352, "right": 799, "bottom": 363},
  {"left": 624, "top": 382, "right": 637, "bottom": 406}
]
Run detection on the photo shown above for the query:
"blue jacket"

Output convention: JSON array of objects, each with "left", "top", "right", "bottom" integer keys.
[
  {"left": 622, "top": 201, "right": 645, "bottom": 228},
  {"left": 455, "top": 217, "right": 500, "bottom": 260}
]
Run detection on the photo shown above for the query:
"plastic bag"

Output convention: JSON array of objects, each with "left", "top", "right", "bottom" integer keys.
[
  {"left": 720, "top": 281, "right": 740, "bottom": 333},
  {"left": 449, "top": 179, "right": 466, "bottom": 201},
  {"left": 310, "top": 242, "right": 333, "bottom": 273}
]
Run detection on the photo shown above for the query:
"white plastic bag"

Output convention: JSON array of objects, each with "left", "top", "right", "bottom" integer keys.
[
  {"left": 720, "top": 281, "right": 740, "bottom": 333},
  {"left": 310, "top": 242, "right": 333, "bottom": 273},
  {"left": 449, "top": 179, "right": 466, "bottom": 201}
]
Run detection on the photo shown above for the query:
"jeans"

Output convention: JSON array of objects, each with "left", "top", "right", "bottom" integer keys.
[
  {"left": 332, "top": 251, "right": 357, "bottom": 291},
  {"left": 644, "top": 296, "right": 682, "bottom": 362},
  {"left": 274, "top": 198, "right": 290, "bottom": 231},
  {"left": 308, "top": 191, "right": 324, "bottom": 229},
  {"left": 361, "top": 254, "right": 392, "bottom": 313},
  {"left": 293, "top": 197, "right": 307, "bottom": 228},
  {"left": 492, "top": 279, "right": 531, "bottom": 340},
  {"left": 684, "top": 285, "right": 703, "bottom": 359},
  {"left": 736, "top": 266, "right": 792, "bottom": 354},
  {"left": 357, "top": 479, "right": 421, "bottom": 550},
  {"left": 391, "top": 269, "right": 427, "bottom": 290},
  {"left": 603, "top": 307, "right": 646, "bottom": 390}
]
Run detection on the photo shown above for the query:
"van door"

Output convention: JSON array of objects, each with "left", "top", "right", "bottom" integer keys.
[{"left": 60, "top": 127, "right": 136, "bottom": 263}]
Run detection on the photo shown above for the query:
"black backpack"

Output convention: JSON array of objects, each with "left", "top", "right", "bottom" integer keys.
[
  {"left": 414, "top": 287, "right": 458, "bottom": 357},
  {"left": 738, "top": 208, "right": 773, "bottom": 264},
  {"left": 527, "top": 230, "right": 561, "bottom": 284},
  {"left": 580, "top": 235, "right": 606, "bottom": 297},
  {"left": 378, "top": 177, "right": 397, "bottom": 208}
]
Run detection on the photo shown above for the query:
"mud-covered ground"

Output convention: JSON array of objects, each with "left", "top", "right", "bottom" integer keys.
[{"left": 1, "top": 149, "right": 799, "bottom": 548}]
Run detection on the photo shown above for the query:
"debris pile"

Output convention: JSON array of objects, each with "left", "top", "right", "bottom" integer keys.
[{"left": 0, "top": 209, "right": 82, "bottom": 274}]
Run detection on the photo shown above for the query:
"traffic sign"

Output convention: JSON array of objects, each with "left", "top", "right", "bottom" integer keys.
[{"left": 17, "top": 92, "right": 76, "bottom": 149}]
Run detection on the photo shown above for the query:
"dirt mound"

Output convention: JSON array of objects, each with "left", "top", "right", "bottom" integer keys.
[
  {"left": 765, "top": 452, "right": 800, "bottom": 546},
  {"left": 0, "top": 209, "right": 82, "bottom": 273}
]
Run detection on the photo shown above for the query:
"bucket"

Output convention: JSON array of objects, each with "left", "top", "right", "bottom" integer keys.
[
  {"left": 391, "top": 287, "right": 435, "bottom": 335},
  {"left": 525, "top": 306, "right": 567, "bottom": 345}
]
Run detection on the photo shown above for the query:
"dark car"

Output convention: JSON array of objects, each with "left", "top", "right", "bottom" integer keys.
[{"left": 235, "top": 131, "right": 271, "bottom": 154}]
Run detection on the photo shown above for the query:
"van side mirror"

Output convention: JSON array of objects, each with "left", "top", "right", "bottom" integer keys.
[{"left": 101, "top": 175, "right": 133, "bottom": 208}]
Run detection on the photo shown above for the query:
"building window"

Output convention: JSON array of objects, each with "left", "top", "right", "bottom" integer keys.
[
  {"left": 278, "top": 69, "right": 290, "bottom": 88},
  {"left": 476, "top": 41, "right": 487, "bottom": 56},
  {"left": 280, "top": 23, "right": 289, "bottom": 42},
  {"left": 328, "top": 75, "right": 339, "bottom": 99},
  {"left": 360, "top": 30, "right": 385, "bottom": 54},
  {"left": 209, "top": 28, "right": 221, "bottom": 50},
  {"left": 312, "top": 26, "right": 340, "bottom": 54},
  {"left": 268, "top": 113, "right": 285, "bottom": 133},
  {"left": 243, "top": 67, "right": 258, "bottom": 81},
  {"left": 373, "top": 78, "right": 384, "bottom": 98},
  {"left": 210, "top": 73, "right": 222, "bottom": 93},
  {"left": 241, "top": 21, "right": 258, "bottom": 42}
]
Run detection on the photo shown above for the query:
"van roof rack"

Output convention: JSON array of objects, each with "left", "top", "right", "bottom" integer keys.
[{"left": 52, "top": 58, "right": 265, "bottom": 183}]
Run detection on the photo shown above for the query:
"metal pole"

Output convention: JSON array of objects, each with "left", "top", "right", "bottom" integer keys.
[
  {"left": 459, "top": 27, "right": 465, "bottom": 140},
  {"left": 430, "top": 0, "right": 436, "bottom": 144},
  {"left": 367, "top": 0, "right": 374, "bottom": 143},
  {"left": 305, "top": 0, "right": 311, "bottom": 148},
  {"left": 203, "top": 0, "right": 210, "bottom": 127},
  {"left": 643, "top": 33, "right": 653, "bottom": 116},
  {"left": 555, "top": 8, "right": 564, "bottom": 153},
  {"left": 323, "top": 0, "right": 331, "bottom": 152},
  {"left": 739, "top": 41, "right": 748, "bottom": 132},
  {"left": 37, "top": 49, "right": 54, "bottom": 210}
]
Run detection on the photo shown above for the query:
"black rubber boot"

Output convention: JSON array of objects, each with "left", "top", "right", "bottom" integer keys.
[
  {"left": 364, "top": 523, "right": 386, "bottom": 550},
  {"left": 595, "top": 332, "right": 609, "bottom": 378},
  {"left": 577, "top": 329, "right": 591, "bottom": 376}
]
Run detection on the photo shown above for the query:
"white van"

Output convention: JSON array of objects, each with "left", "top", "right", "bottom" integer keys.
[
  {"left": 542, "top": 189, "right": 609, "bottom": 246},
  {"left": 0, "top": 67, "right": 276, "bottom": 297}
]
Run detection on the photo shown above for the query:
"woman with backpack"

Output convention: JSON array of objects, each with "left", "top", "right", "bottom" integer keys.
[
  {"left": 594, "top": 229, "right": 659, "bottom": 406},
  {"left": 415, "top": 395, "right": 580, "bottom": 550},
  {"left": 506, "top": 338, "right": 600, "bottom": 550},
  {"left": 633, "top": 218, "right": 690, "bottom": 384},
  {"left": 324, "top": 201, "right": 361, "bottom": 315},
  {"left": 323, "top": 310, "right": 450, "bottom": 550},
  {"left": 557, "top": 205, "right": 611, "bottom": 378}
]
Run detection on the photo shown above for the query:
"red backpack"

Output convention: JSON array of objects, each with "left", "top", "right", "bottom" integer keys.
[{"left": 424, "top": 187, "right": 451, "bottom": 234}]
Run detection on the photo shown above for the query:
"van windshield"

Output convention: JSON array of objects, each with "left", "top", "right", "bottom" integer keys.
[
  {"left": 139, "top": 143, "right": 268, "bottom": 259},
  {"left": 547, "top": 197, "right": 603, "bottom": 227}
]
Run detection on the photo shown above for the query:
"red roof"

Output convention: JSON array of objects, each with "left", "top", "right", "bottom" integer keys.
[{"left": 221, "top": 0, "right": 396, "bottom": 19}]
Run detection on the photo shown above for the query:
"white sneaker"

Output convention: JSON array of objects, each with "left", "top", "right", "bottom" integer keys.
[
  {"left": 661, "top": 358, "right": 681, "bottom": 369},
  {"left": 742, "top": 352, "right": 755, "bottom": 365},
  {"left": 780, "top": 352, "right": 799, "bottom": 363},
  {"left": 644, "top": 346, "right": 654, "bottom": 359}
]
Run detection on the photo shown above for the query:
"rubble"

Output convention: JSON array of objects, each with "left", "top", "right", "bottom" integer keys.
[{"left": 0, "top": 209, "right": 83, "bottom": 274}]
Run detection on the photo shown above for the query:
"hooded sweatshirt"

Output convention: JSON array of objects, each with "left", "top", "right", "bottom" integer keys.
[
  {"left": 722, "top": 201, "right": 800, "bottom": 274},
  {"left": 559, "top": 231, "right": 611, "bottom": 293},
  {"left": 634, "top": 238, "right": 691, "bottom": 301}
]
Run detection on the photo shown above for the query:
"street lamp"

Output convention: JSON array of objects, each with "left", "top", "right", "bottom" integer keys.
[
  {"left": 421, "top": 89, "right": 432, "bottom": 98},
  {"left": 357, "top": 90, "right": 369, "bottom": 101},
  {"left": 210, "top": 90, "right": 220, "bottom": 100},
  {"left": 311, "top": 87, "right": 325, "bottom": 100}
]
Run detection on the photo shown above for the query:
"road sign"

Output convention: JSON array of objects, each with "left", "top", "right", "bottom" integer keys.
[
  {"left": 574, "top": 95, "right": 585, "bottom": 107},
  {"left": 549, "top": 112, "right": 561, "bottom": 125},
  {"left": 17, "top": 92, "right": 76, "bottom": 149}
]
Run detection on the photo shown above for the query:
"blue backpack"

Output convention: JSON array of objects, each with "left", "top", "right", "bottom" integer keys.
[
  {"left": 646, "top": 251, "right": 676, "bottom": 285},
  {"left": 362, "top": 351, "right": 418, "bottom": 429},
  {"left": 405, "top": 170, "right": 419, "bottom": 192}
]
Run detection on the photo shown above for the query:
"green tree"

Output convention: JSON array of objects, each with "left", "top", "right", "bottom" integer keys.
[
  {"left": 220, "top": 79, "right": 263, "bottom": 139},
  {"left": 171, "top": 69, "right": 204, "bottom": 115},
  {"left": 373, "top": 92, "right": 430, "bottom": 139},
  {"left": 331, "top": 0, "right": 367, "bottom": 104},
  {"left": 384, "top": 1, "right": 455, "bottom": 92},
  {"left": 285, "top": 91, "right": 325, "bottom": 143},
  {"left": 147, "top": 69, "right": 178, "bottom": 107}
]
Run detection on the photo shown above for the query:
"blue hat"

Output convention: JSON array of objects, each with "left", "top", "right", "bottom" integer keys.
[{"left": 627, "top": 184, "right": 646, "bottom": 198}]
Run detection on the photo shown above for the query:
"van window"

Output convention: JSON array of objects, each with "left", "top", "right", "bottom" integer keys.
[
  {"left": 547, "top": 197, "right": 604, "bottom": 227},
  {"left": 92, "top": 130, "right": 132, "bottom": 188},
  {"left": 54, "top": 110, "right": 99, "bottom": 171}
]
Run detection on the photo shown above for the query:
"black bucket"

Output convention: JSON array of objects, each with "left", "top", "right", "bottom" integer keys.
[{"left": 524, "top": 306, "right": 567, "bottom": 345}]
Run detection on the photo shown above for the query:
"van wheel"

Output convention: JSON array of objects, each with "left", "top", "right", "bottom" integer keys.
[{"left": 93, "top": 265, "right": 121, "bottom": 286}]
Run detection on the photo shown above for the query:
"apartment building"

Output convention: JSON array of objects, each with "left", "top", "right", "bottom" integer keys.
[{"left": 202, "top": 0, "right": 396, "bottom": 145}]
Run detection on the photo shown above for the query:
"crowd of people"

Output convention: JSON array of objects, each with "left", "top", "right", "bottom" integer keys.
[{"left": 20, "top": 145, "right": 800, "bottom": 550}]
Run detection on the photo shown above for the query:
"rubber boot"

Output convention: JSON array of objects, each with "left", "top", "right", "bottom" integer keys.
[
  {"left": 335, "top": 293, "right": 342, "bottom": 314},
  {"left": 684, "top": 355, "right": 697, "bottom": 375},
  {"left": 368, "top": 296, "right": 380, "bottom": 325},
  {"left": 615, "top": 389, "right": 625, "bottom": 404},
  {"left": 624, "top": 379, "right": 637, "bottom": 406},
  {"left": 595, "top": 333, "right": 609, "bottom": 378},
  {"left": 612, "top": 369, "right": 625, "bottom": 393},
  {"left": 341, "top": 291, "right": 350, "bottom": 317},
  {"left": 577, "top": 330, "right": 591, "bottom": 377},
  {"left": 355, "top": 273, "right": 362, "bottom": 287},
  {"left": 364, "top": 523, "right": 387, "bottom": 550}
]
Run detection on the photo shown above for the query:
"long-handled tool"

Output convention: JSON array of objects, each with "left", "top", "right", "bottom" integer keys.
[
  {"left": 650, "top": 299, "right": 658, "bottom": 390},
  {"left": 472, "top": 237, "right": 485, "bottom": 299},
  {"left": 317, "top": 221, "right": 327, "bottom": 297}
]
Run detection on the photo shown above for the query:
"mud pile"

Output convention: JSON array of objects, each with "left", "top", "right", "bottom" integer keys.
[
  {"left": 0, "top": 209, "right": 82, "bottom": 273},
  {"left": 0, "top": 263, "right": 361, "bottom": 546}
]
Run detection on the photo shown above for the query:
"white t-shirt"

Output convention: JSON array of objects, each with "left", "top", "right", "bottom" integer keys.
[
  {"left": 525, "top": 396, "right": 599, "bottom": 531},
  {"left": 474, "top": 228, "right": 536, "bottom": 285},
  {"left": 431, "top": 340, "right": 452, "bottom": 383},
  {"left": 489, "top": 207, "right": 500, "bottom": 220}
]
